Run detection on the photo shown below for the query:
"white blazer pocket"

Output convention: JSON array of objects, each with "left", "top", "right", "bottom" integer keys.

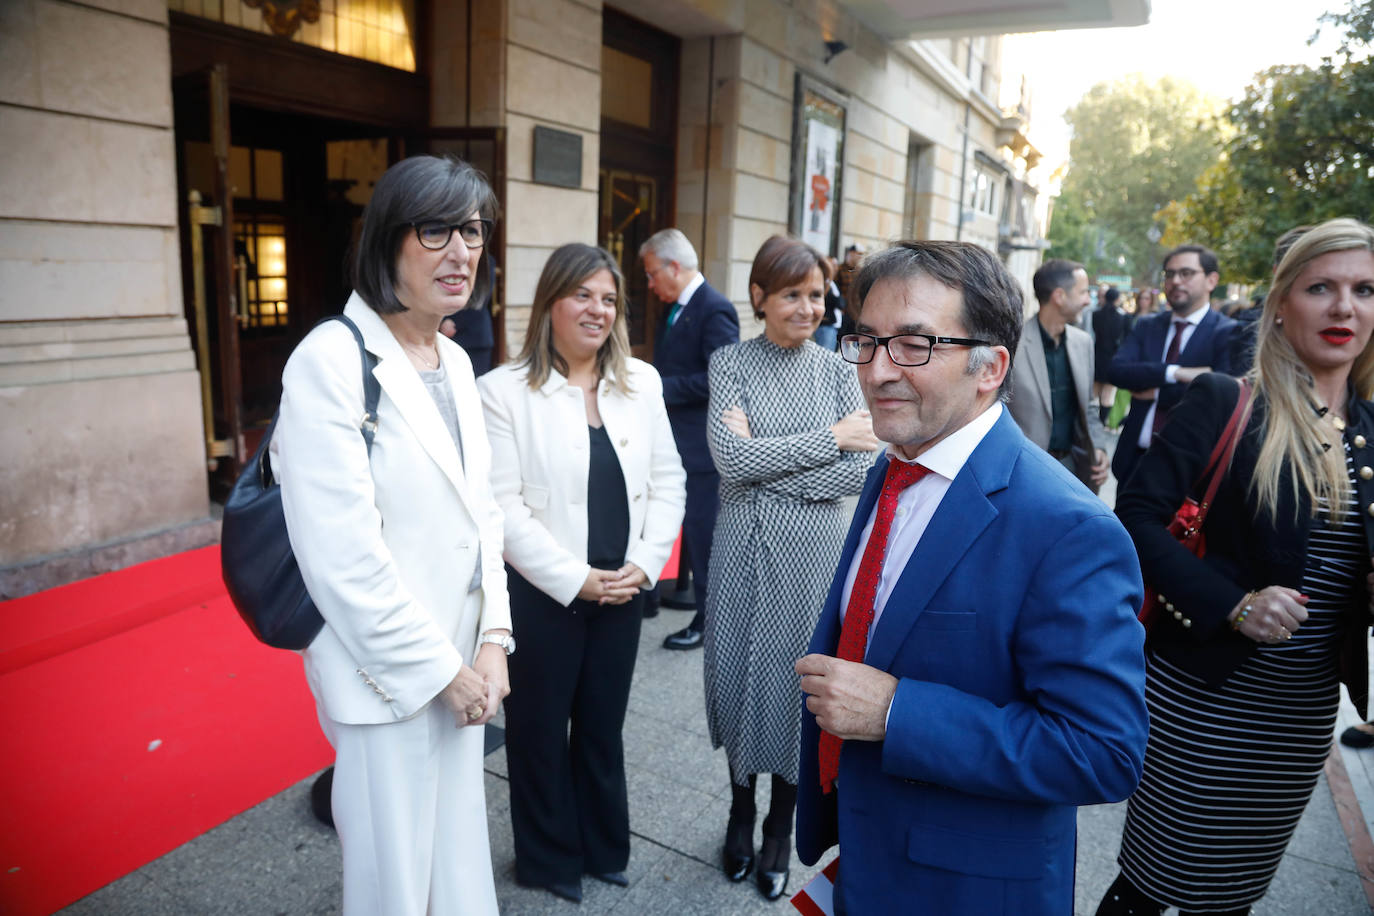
[{"left": 521, "top": 483, "right": 550, "bottom": 510}]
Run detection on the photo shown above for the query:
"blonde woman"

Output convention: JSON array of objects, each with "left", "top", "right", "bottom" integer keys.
[
  {"left": 478, "top": 243, "right": 685, "bottom": 903},
  {"left": 1099, "top": 218, "right": 1374, "bottom": 916}
]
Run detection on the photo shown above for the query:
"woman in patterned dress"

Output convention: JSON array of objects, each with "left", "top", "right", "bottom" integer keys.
[
  {"left": 1098, "top": 218, "right": 1374, "bottom": 916},
  {"left": 702, "top": 236, "right": 879, "bottom": 901}
]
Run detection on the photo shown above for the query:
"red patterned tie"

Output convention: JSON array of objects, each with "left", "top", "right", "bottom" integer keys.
[
  {"left": 1151, "top": 320, "right": 1189, "bottom": 436},
  {"left": 818, "top": 458, "right": 930, "bottom": 794}
]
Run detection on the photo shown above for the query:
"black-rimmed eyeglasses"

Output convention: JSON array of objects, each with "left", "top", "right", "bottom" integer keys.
[
  {"left": 1161, "top": 267, "right": 1203, "bottom": 282},
  {"left": 411, "top": 218, "right": 493, "bottom": 250},
  {"left": 839, "top": 332, "right": 991, "bottom": 367}
]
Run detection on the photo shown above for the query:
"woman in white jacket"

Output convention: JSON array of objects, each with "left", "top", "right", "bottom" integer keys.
[
  {"left": 479, "top": 243, "right": 686, "bottom": 903},
  {"left": 273, "top": 156, "right": 511, "bottom": 915}
]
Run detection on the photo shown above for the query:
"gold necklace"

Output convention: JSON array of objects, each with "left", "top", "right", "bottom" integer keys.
[{"left": 402, "top": 341, "right": 438, "bottom": 370}]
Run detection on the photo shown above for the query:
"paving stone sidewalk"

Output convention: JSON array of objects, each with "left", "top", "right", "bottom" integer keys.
[{"left": 62, "top": 601, "right": 1369, "bottom": 915}]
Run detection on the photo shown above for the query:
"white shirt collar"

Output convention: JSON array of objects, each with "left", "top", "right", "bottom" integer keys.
[
  {"left": 884, "top": 401, "right": 1003, "bottom": 481},
  {"left": 677, "top": 271, "right": 705, "bottom": 307},
  {"left": 1171, "top": 305, "right": 1208, "bottom": 328}
]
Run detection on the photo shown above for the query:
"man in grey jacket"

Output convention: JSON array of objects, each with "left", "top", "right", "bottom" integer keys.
[{"left": 1008, "top": 258, "right": 1109, "bottom": 493}]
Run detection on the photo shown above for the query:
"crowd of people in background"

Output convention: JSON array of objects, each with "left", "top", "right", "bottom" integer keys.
[{"left": 273, "top": 153, "right": 1374, "bottom": 915}]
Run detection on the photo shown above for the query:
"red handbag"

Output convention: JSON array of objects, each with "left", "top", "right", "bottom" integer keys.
[{"left": 1139, "top": 380, "right": 1253, "bottom": 632}]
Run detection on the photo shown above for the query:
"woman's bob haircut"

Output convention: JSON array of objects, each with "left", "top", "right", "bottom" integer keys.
[
  {"left": 352, "top": 155, "right": 499, "bottom": 315},
  {"left": 748, "top": 235, "right": 830, "bottom": 319}
]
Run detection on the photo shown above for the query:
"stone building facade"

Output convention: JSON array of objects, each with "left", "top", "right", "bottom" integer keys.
[{"left": 0, "top": 0, "right": 1145, "bottom": 596}]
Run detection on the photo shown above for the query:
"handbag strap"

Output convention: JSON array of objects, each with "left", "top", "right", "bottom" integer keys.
[
  {"left": 256, "top": 313, "right": 380, "bottom": 488},
  {"left": 1193, "top": 378, "right": 1253, "bottom": 517},
  {"left": 327, "top": 314, "right": 381, "bottom": 452}
]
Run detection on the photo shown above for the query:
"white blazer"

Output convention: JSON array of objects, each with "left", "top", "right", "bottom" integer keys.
[
  {"left": 478, "top": 357, "right": 686, "bottom": 606},
  {"left": 272, "top": 294, "right": 510, "bottom": 726}
]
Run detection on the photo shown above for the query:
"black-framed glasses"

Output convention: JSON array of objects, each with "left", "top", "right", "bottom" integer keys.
[
  {"left": 1161, "top": 267, "right": 1203, "bottom": 282},
  {"left": 411, "top": 218, "right": 493, "bottom": 250},
  {"left": 839, "top": 332, "right": 991, "bottom": 367}
]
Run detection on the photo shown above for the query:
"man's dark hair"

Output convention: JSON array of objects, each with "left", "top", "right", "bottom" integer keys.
[
  {"left": 1031, "top": 258, "right": 1082, "bottom": 305},
  {"left": 1162, "top": 243, "right": 1220, "bottom": 277},
  {"left": 1104, "top": 286, "right": 1120, "bottom": 306},
  {"left": 1272, "top": 226, "right": 1312, "bottom": 270},
  {"left": 352, "top": 155, "right": 499, "bottom": 315},
  {"left": 852, "top": 241, "right": 1024, "bottom": 395}
]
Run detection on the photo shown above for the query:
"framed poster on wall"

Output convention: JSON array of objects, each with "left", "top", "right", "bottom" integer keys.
[{"left": 789, "top": 75, "right": 847, "bottom": 257}]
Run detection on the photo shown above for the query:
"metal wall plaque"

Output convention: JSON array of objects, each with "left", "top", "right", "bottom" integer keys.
[{"left": 533, "top": 126, "right": 583, "bottom": 189}]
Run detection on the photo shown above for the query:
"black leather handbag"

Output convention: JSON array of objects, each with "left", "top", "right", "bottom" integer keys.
[{"left": 221, "top": 315, "right": 380, "bottom": 649}]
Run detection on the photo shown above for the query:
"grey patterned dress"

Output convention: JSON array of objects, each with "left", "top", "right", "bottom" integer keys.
[{"left": 702, "top": 335, "right": 874, "bottom": 785}]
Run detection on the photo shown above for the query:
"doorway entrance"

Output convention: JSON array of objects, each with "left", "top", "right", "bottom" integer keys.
[
  {"left": 170, "top": 16, "right": 504, "bottom": 494},
  {"left": 174, "top": 78, "right": 399, "bottom": 490},
  {"left": 599, "top": 8, "right": 680, "bottom": 360}
]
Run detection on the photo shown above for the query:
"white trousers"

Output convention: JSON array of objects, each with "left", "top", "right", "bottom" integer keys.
[{"left": 319, "top": 699, "right": 498, "bottom": 915}]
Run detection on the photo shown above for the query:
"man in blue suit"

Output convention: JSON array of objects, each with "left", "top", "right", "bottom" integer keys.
[
  {"left": 795, "top": 241, "right": 1147, "bottom": 915},
  {"left": 640, "top": 229, "right": 740, "bottom": 650},
  {"left": 1107, "top": 244, "right": 1237, "bottom": 484}
]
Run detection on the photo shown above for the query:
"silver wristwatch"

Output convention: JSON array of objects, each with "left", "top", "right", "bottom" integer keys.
[{"left": 479, "top": 632, "right": 516, "bottom": 656}]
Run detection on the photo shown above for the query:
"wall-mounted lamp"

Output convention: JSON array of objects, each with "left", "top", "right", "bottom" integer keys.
[{"left": 823, "top": 40, "right": 849, "bottom": 64}]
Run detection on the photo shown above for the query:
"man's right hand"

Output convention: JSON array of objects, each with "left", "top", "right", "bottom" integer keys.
[
  {"left": 796, "top": 653, "right": 897, "bottom": 742},
  {"left": 1174, "top": 366, "right": 1211, "bottom": 384}
]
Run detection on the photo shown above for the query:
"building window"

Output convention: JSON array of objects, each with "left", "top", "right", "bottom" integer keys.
[
  {"left": 168, "top": 0, "right": 417, "bottom": 72},
  {"left": 902, "top": 136, "right": 932, "bottom": 240},
  {"left": 235, "top": 219, "right": 289, "bottom": 329},
  {"left": 970, "top": 166, "right": 999, "bottom": 217}
]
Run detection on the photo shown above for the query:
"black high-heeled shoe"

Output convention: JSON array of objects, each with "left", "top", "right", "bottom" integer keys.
[
  {"left": 722, "top": 812, "right": 755, "bottom": 882},
  {"left": 516, "top": 876, "right": 583, "bottom": 904},
  {"left": 755, "top": 834, "right": 790, "bottom": 901}
]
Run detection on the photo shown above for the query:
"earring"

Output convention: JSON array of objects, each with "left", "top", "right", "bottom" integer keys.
[{"left": 1276, "top": 316, "right": 1284, "bottom": 325}]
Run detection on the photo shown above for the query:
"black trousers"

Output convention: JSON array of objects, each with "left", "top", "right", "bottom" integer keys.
[
  {"left": 504, "top": 568, "right": 644, "bottom": 885},
  {"left": 684, "top": 469, "right": 720, "bottom": 632}
]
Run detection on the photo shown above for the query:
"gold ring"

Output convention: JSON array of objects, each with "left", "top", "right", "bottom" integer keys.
[{"left": 467, "top": 706, "right": 483, "bottom": 720}]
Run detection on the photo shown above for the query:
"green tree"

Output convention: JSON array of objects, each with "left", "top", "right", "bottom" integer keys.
[
  {"left": 1165, "top": 0, "right": 1374, "bottom": 283},
  {"left": 1045, "top": 185, "right": 1134, "bottom": 278},
  {"left": 1047, "top": 75, "right": 1225, "bottom": 284}
]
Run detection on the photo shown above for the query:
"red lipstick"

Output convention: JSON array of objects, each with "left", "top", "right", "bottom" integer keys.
[{"left": 1320, "top": 326, "right": 1354, "bottom": 344}]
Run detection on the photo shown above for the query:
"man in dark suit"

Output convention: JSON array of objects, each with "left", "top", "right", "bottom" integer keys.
[
  {"left": 794, "top": 241, "right": 1147, "bottom": 914},
  {"left": 640, "top": 228, "right": 740, "bottom": 650},
  {"left": 1107, "top": 244, "right": 1237, "bottom": 485}
]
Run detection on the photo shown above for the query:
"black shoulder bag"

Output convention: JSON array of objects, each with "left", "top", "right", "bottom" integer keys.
[{"left": 221, "top": 315, "right": 380, "bottom": 649}]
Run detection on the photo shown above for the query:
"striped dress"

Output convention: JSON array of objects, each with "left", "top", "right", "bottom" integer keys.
[{"left": 1118, "top": 448, "right": 1366, "bottom": 911}]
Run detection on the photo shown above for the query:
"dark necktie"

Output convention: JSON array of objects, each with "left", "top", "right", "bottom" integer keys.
[
  {"left": 1152, "top": 320, "right": 1189, "bottom": 436},
  {"left": 818, "top": 458, "right": 931, "bottom": 794}
]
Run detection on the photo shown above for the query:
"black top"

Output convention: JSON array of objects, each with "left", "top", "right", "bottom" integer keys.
[
  {"left": 586, "top": 424, "right": 630, "bottom": 568},
  {"left": 1115, "top": 372, "right": 1374, "bottom": 714},
  {"left": 1037, "top": 321, "right": 1076, "bottom": 452},
  {"left": 1091, "top": 304, "right": 1130, "bottom": 382}
]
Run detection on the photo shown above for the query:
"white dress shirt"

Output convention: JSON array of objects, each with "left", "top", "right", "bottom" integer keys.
[
  {"left": 838, "top": 402, "right": 1003, "bottom": 652},
  {"left": 676, "top": 271, "right": 705, "bottom": 311},
  {"left": 1136, "top": 306, "right": 1208, "bottom": 449}
]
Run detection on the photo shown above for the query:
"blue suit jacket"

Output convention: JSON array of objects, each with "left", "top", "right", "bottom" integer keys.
[
  {"left": 1106, "top": 307, "right": 1237, "bottom": 483},
  {"left": 796, "top": 410, "right": 1148, "bottom": 915},
  {"left": 653, "top": 279, "right": 740, "bottom": 473}
]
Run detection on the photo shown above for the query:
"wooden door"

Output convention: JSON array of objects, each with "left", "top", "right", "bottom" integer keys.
[{"left": 173, "top": 64, "right": 243, "bottom": 482}]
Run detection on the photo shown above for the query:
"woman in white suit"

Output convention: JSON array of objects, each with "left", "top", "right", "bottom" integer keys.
[
  {"left": 272, "top": 156, "right": 512, "bottom": 915},
  {"left": 479, "top": 243, "right": 686, "bottom": 903}
]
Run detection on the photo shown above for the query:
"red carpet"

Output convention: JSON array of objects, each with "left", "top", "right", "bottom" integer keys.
[{"left": 0, "top": 546, "right": 333, "bottom": 915}]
